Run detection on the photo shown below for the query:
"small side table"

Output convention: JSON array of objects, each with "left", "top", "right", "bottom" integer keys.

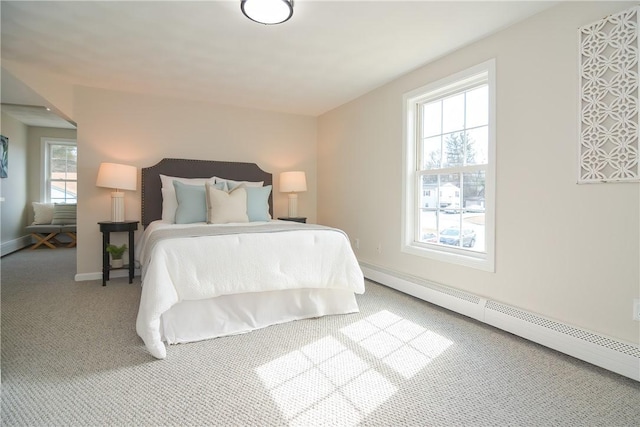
[
  {"left": 278, "top": 217, "right": 307, "bottom": 223},
  {"left": 98, "top": 220, "right": 138, "bottom": 286}
]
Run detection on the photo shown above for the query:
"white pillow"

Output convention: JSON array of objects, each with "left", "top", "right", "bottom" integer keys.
[
  {"left": 160, "top": 174, "right": 216, "bottom": 190},
  {"left": 159, "top": 174, "right": 216, "bottom": 222},
  {"left": 32, "top": 202, "right": 55, "bottom": 224},
  {"left": 161, "top": 188, "right": 178, "bottom": 223},
  {"left": 213, "top": 176, "right": 263, "bottom": 191},
  {"left": 205, "top": 183, "right": 249, "bottom": 224}
]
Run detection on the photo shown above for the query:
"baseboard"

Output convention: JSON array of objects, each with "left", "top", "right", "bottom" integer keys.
[
  {"left": 75, "top": 272, "right": 103, "bottom": 281},
  {"left": 1, "top": 235, "right": 33, "bottom": 257},
  {"left": 360, "top": 262, "right": 640, "bottom": 382},
  {"left": 75, "top": 268, "right": 140, "bottom": 282}
]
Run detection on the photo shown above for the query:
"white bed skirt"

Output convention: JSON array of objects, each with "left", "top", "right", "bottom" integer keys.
[{"left": 160, "top": 288, "right": 360, "bottom": 345}]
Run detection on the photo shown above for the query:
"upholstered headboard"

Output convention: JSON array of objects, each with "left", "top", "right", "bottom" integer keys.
[{"left": 141, "top": 158, "right": 273, "bottom": 228}]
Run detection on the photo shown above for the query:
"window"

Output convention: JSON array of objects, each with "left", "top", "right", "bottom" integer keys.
[
  {"left": 42, "top": 138, "right": 77, "bottom": 203},
  {"left": 403, "top": 60, "right": 495, "bottom": 271}
]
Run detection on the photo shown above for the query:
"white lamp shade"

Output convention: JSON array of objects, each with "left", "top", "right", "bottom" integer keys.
[
  {"left": 96, "top": 162, "right": 137, "bottom": 191},
  {"left": 279, "top": 171, "right": 307, "bottom": 193}
]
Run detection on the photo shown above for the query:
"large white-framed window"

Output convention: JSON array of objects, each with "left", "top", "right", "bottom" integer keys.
[
  {"left": 41, "top": 138, "right": 77, "bottom": 203},
  {"left": 402, "top": 59, "right": 495, "bottom": 272}
]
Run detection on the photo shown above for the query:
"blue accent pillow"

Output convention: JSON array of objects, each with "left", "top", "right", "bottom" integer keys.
[
  {"left": 245, "top": 185, "right": 272, "bottom": 222},
  {"left": 173, "top": 181, "right": 225, "bottom": 224}
]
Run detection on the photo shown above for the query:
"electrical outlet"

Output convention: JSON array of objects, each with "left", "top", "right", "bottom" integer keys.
[
  {"left": 377, "top": 243, "right": 382, "bottom": 254},
  {"left": 633, "top": 299, "right": 640, "bottom": 321},
  {"left": 354, "top": 238, "right": 360, "bottom": 250}
]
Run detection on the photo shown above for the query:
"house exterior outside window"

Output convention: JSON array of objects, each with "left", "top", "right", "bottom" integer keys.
[{"left": 402, "top": 60, "right": 495, "bottom": 271}]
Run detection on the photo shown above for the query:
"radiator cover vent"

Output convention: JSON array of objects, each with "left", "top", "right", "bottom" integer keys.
[
  {"left": 362, "top": 263, "right": 640, "bottom": 380},
  {"left": 421, "top": 280, "right": 482, "bottom": 305},
  {"left": 364, "top": 263, "right": 481, "bottom": 305},
  {"left": 486, "top": 301, "right": 640, "bottom": 358}
]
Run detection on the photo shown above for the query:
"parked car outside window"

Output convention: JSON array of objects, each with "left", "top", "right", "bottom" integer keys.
[
  {"left": 439, "top": 227, "right": 476, "bottom": 247},
  {"left": 421, "top": 232, "right": 437, "bottom": 243}
]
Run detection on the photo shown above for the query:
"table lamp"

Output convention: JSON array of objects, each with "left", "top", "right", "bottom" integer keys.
[
  {"left": 96, "top": 162, "right": 137, "bottom": 222},
  {"left": 279, "top": 171, "right": 307, "bottom": 218}
]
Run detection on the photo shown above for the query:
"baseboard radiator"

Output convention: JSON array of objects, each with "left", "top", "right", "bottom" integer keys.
[{"left": 360, "top": 262, "right": 640, "bottom": 382}]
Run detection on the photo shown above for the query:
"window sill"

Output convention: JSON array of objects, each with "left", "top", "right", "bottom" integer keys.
[{"left": 402, "top": 243, "right": 494, "bottom": 272}]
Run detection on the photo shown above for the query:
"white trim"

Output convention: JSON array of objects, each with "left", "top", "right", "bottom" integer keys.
[
  {"left": 402, "top": 59, "right": 496, "bottom": 272},
  {"left": 360, "top": 262, "right": 640, "bottom": 382},
  {"left": 75, "top": 268, "right": 140, "bottom": 282},
  {"left": 1, "top": 235, "right": 33, "bottom": 257},
  {"left": 401, "top": 242, "right": 491, "bottom": 271},
  {"left": 75, "top": 272, "right": 102, "bottom": 281},
  {"left": 40, "top": 137, "right": 77, "bottom": 202}
]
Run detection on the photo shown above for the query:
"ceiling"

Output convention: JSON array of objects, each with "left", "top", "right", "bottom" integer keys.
[
  {"left": 1, "top": 1, "right": 556, "bottom": 119},
  {"left": 0, "top": 103, "right": 76, "bottom": 129}
]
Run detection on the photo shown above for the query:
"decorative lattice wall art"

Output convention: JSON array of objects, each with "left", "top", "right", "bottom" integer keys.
[{"left": 578, "top": 6, "right": 640, "bottom": 183}]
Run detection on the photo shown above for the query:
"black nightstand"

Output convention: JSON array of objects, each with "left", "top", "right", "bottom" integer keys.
[
  {"left": 98, "top": 220, "right": 138, "bottom": 286},
  {"left": 278, "top": 217, "right": 307, "bottom": 223}
]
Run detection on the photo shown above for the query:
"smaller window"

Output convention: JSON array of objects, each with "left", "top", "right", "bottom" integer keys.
[{"left": 42, "top": 139, "right": 77, "bottom": 203}]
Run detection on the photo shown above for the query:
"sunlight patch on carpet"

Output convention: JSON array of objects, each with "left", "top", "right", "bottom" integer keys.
[
  {"left": 256, "top": 310, "right": 454, "bottom": 424},
  {"left": 256, "top": 335, "right": 395, "bottom": 426},
  {"left": 343, "top": 310, "right": 454, "bottom": 379}
]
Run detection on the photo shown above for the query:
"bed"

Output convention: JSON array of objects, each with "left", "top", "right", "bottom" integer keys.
[{"left": 135, "top": 158, "right": 365, "bottom": 359}]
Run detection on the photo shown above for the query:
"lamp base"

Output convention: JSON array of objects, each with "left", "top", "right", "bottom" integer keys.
[
  {"left": 287, "top": 193, "right": 299, "bottom": 218},
  {"left": 111, "top": 191, "right": 125, "bottom": 222}
]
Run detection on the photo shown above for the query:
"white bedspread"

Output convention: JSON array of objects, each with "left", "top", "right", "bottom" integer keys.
[{"left": 135, "top": 220, "right": 365, "bottom": 359}]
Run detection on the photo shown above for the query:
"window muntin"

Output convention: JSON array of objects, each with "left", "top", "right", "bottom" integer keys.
[
  {"left": 403, "top": 60, "right": 495, "bottom": 271},
  {"left": 44, "top": 140, "right": 77, "bottom": 203},
  {"left": 418, "top": 83, "right": 488, "bottom": 253}
]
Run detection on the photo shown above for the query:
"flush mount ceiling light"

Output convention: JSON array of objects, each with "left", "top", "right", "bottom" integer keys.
[{"left": 241, "top": 0, "right": 293, "bottom": 25}]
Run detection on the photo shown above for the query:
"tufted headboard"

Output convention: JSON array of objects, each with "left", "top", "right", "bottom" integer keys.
[{"left": 141, "top": 158, "right": 273, "bottom": 228}]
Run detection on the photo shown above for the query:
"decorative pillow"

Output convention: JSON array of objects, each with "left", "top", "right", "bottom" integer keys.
[
  {"left": 214, "top": 177, "right": 263, "bottom": 191},
  {"left": 51, "top": 203, "right": 77, "bottom": 225},
  {"left": 160, "top": 174, "right": 217, "bottom": 222},
  {"left": 244, "top": 185, "right": 272, "bottom": 222},
  {"left": 161, "top": 188, "right": 178, "bottom": 223},
  {"left": 173, "top": 181, "right": 208, "bottom": 224},
  {"left": 205, "top": 183, "right": 249, "bottom": 224},
  {"left": 32, "top": 202, "right": 55, "bottom": 224}
]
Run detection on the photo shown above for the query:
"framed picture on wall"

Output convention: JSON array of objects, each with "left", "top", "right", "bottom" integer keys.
[{"left": 0, "top": 135, "right": 7, "bottom": 178}]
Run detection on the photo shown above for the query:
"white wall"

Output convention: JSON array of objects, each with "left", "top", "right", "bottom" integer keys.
[
  {"left": 318, "top": 1, "right": 640, "bottom": 344},
  {"left": 0, "top": 112, "right": 28, "bottom": 248},
  {"left": 74, "top": 86, "right": 317, "bottom": 277}
]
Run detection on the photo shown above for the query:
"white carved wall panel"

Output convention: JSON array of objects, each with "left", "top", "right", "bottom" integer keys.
[{"left": 578, "top": 6, "right": 640, "bottom": 183}]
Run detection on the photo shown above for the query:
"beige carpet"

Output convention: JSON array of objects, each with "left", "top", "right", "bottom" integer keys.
[{"left": 2, "top": 247, "right": 639, "bottom": 426}]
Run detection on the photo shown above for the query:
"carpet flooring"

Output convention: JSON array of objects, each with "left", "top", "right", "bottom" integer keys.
[{"left": 1, "top": 247, "right": 639, "bottom": 426}]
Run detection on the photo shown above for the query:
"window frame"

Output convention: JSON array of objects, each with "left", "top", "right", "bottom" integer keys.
[
  {"left": 402, "top": 59, "right": 496, "bottom": 272},
  {"left": 40, "top": 137, "right": 77, "bottom": 203}
]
